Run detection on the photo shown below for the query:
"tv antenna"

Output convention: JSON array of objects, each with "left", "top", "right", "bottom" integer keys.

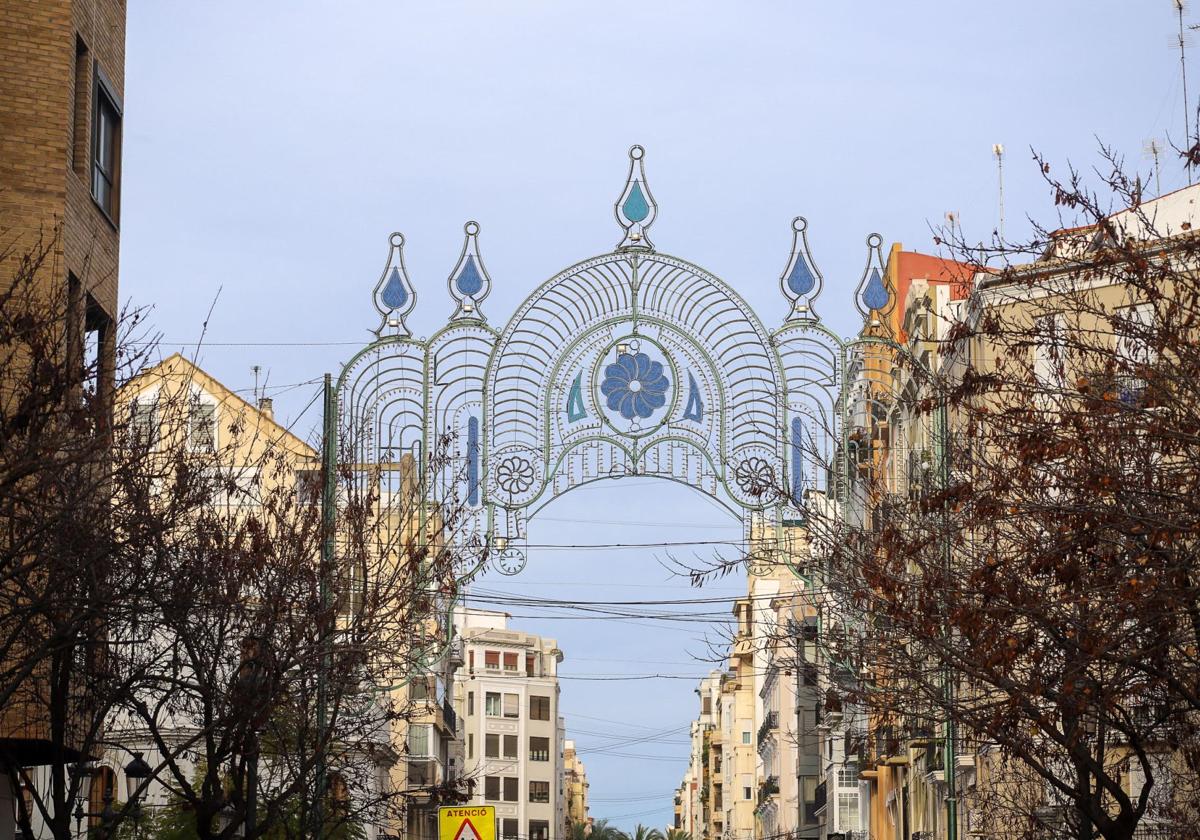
[
  {"left": 1176, "top": 1, "right": 1194, "bottom": 184},
  {"left": 1144, "top": 138, "right": 1164, "bottom": 196},
  {"left": 252, "top": 365, "right": 262, "bottom": 401},
  {"left": 992, "top": 143, "right": 1005, "bottom": 240}
]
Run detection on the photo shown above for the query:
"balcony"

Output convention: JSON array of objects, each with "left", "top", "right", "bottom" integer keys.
[
  {"left": 756, "top": 775, "right": 779, "bottom": 808},
  {"left": 411, "top": 699, "right": 454, "bottom": 737},
  {"left": 407, "top": 756, "right": 443, "bottom": 794},
  {"left": 757, "top": 711, "right": 778, "bottom": 746}
]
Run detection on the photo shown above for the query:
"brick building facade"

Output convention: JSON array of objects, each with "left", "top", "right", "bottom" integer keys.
[
  {"left": 1, "top": 0, "right": 126, "bottom": 375},
  {"left": 0, "top": 0, "right": 127, "bottom": 801}
]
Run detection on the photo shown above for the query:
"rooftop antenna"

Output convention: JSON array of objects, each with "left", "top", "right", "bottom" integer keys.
[
  {"left": 252, "top": 365, "right": 261, "bottom": 402},
  {"left": 1177, "top": 0, "right": 1194, "bottom": 184},
  {"left": 944, "top": 210, "right": 959, "bottom": 232},
  {"left": 1144, "top": 138, "right": 1164, "bottom": 196},
  {"left": 992, "top": 143, "right": 1005, "bottom": 240}
]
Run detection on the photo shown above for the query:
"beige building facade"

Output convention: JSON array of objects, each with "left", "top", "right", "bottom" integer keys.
[
  {"left": 454, "top": 608, "right": 567, "bottom": 840},
  {"left": 562, "top": 738, "right": 589, "bottom": 832}
]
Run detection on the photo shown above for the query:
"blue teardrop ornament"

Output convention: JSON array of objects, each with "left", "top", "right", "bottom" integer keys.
[
  {"left": 456, "top": 256, "right": 484, "bottom": 296},
  {"left": 381, "top": 266, "right": 408, "bottom": 309},
  {"left": 786, "top": 256, "right": 816, "bottom": 297},
  {"left": 861, "top": 267, "right": 888, "bottom": 311},
  {"left": 623, "top": 183, "right": 650, "bottom": 223}
]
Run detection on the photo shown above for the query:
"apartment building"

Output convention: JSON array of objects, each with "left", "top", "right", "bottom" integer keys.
[
  {"left": 454, "top": 608, "right": 566, "bottom": 840},
  {"left": 562, "top": 739, "right": 589, "bottom": 831},
  {"left": 678, "top": 671, "right": 721, "bottom": 839},
  {"left": 1, "top": 1, "right": 127, "bottom": 831},
  {"left": 404, "top": 655, "right": 465, "bottom": 840},
  {"left": 836, "top": 246, "right": 973, "bottom": 840},
  {"left": 677, "top": 523, "right": 833, "bottom": 840}
]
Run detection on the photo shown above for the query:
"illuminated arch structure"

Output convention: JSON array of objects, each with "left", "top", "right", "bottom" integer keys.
[{"left": 333, "top": 146, "right": 903, "bottom": 579}]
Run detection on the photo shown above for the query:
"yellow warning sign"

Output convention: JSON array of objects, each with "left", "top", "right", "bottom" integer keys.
[{"left": 439, "top": 806, "right": 496, "bottom": 840}]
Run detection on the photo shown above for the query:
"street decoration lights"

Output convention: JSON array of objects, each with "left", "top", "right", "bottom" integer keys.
[{"left": 318, "top": 145, "right": 954, "bottom": 840}]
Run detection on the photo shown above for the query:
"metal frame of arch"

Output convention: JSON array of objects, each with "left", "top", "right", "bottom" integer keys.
[{"left": 323, "top": 145, "right": 939, "bottom": 584}]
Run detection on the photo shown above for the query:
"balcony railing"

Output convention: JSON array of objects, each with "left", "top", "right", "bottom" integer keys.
[
  {"left": 442, "top": 697, "right": 458, "bottom": 735},
  {"left": 756, "top": 775, "right": 779, "bottom": 807},
  {"left": 757, "top": 711, "right": 778, "bottom": 746}
]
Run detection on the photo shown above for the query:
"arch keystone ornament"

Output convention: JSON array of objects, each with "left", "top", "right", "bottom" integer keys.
[{"left": 323, "top": 145, "right": 922, "bottom": 586}]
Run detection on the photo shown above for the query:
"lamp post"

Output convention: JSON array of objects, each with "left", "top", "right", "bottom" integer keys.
[
  {"left": 124, "top": 752, "right": 152, "bottom": 836},
  {"left": 72, "top": 782, "right": 117, "bottom": 840}
]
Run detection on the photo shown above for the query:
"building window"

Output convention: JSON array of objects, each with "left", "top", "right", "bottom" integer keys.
[
  {"left": 529, "top": 781, "right": 550, "bottom": 803},
  {"left": 130, "top": 397, "right": 157, "bottom": 446},
  {"left": 408, "top": 725, "right": 430, "bottom": 757},
  {"left": 837, "top": 791, "right": 860, "bottom": 830},
  {"left": 1034, "top": 314, "right": 1066, "bottom": 394},
  {"left": 503, "top": 777, "right": 518, "bottom": 802},
  {"left": 529, "top": 737, "right": 550, "bottom": 762},
  {"left": 503, "top": 693, "right": 519, "bottom": 719},
  {"left": 530, "top": 695, "right": 550, "bottom": 721},
  {"left": 801, "top": 662, "right": 818, "bottom": 686},
  {"left": 503, "top": 652, "right": 518, "bottom": 672},
  {"left": 467, "top": 691, "right": 474, "bottom": 716},
  {"left": 485, "top": 776, "right": 500, "bottom": 801},
  {"left": 485, "top": 692, "right": 501, "bottom": 717},
  {"left": 526, "top": 653, "right": 536, "bottom": 676},
  {"left": 294, "top": 470, "right": 321, "bottom": 506},
  {"left": 485, "top": 650, "right": 500, "bottom": 669},
  {"left": 189, "top": 400, "right": 216, "bottom": 452},
  {"left": 529, "top": 820, "right": 550, "bottom": 840},
  {"left": 1116, "top": 302, "right": 1155, "bottom": 402},
  {"left": 81, "top": 293, "right": 111, "bottom": 405},
  {"left": 409, "top": 675, "right": 435, "bottom": 701},
  {"left": 502, "top": 820, "right": 519, "bottom": 840},
  {"left": 91, "top": 67, "right": 121, "bottom": 220},
  {"left": 72, "top": 37, "right": 89, "bottom": 174},
  {"left": 468, "top": 650, "right": 475, "bottom": 671},
  {"left": 485, "top": 734, "right": 500, "bottom": 758},
  {"left": 801, "top": 776, "right": 819, "bottom": 824},
  {"left": 742, "top": 731, "right": 751, "bottom": 745},
  {"left": 468, "top": 734, "right": 474, "bottom": 760},
  {"left": 503, "top": 734, "right": 518, "bottom": 759}
]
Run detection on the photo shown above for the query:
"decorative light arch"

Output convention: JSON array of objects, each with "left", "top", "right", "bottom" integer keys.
[{"left": 330, "top": 145, "right": 912, "bottom": 578}]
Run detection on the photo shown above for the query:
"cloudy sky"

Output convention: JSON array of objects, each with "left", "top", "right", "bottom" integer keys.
[{"left": 122, "top": 1, "right": 1181, "bottom": 829}]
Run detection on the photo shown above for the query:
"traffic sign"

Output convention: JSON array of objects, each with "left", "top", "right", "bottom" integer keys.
[{"left": 439, "top": 806, "right": 496, "bottom": 840}]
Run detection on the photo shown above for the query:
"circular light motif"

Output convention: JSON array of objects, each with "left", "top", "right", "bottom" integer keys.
[
  {"left": 600, "top": 352, "right": 670, "bottom": 420},
  {"left": 495, "top": 456, "right": 535, "bottom": 494},
  {"left": 735, "top": 457, "right": 776, "bottom": 497}
]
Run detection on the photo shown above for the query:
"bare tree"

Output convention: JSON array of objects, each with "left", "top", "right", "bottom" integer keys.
[
  {"left": 1, "top": 233, "right": 477, "bottom": 840},
  {"left": 807, "top": 150, "right": 1200, "bottom": 840}
]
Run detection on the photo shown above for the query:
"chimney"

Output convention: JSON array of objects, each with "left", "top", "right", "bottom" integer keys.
[{"left": 258, "top": 397, "right": 274, "bottom": 421}]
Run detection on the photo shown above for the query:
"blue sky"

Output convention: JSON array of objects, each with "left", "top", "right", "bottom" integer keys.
[{"left": 121, "top": 1, "right": 1182, "bottom": 829}]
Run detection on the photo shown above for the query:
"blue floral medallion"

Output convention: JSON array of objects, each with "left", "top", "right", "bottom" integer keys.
[{"left": 600, "top": 352, "right": 670, "bottom": 420}]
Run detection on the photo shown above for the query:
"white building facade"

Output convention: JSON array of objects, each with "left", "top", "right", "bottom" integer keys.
[{"left": 454, "top": 608, "right": 566, "bottom": 840}]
